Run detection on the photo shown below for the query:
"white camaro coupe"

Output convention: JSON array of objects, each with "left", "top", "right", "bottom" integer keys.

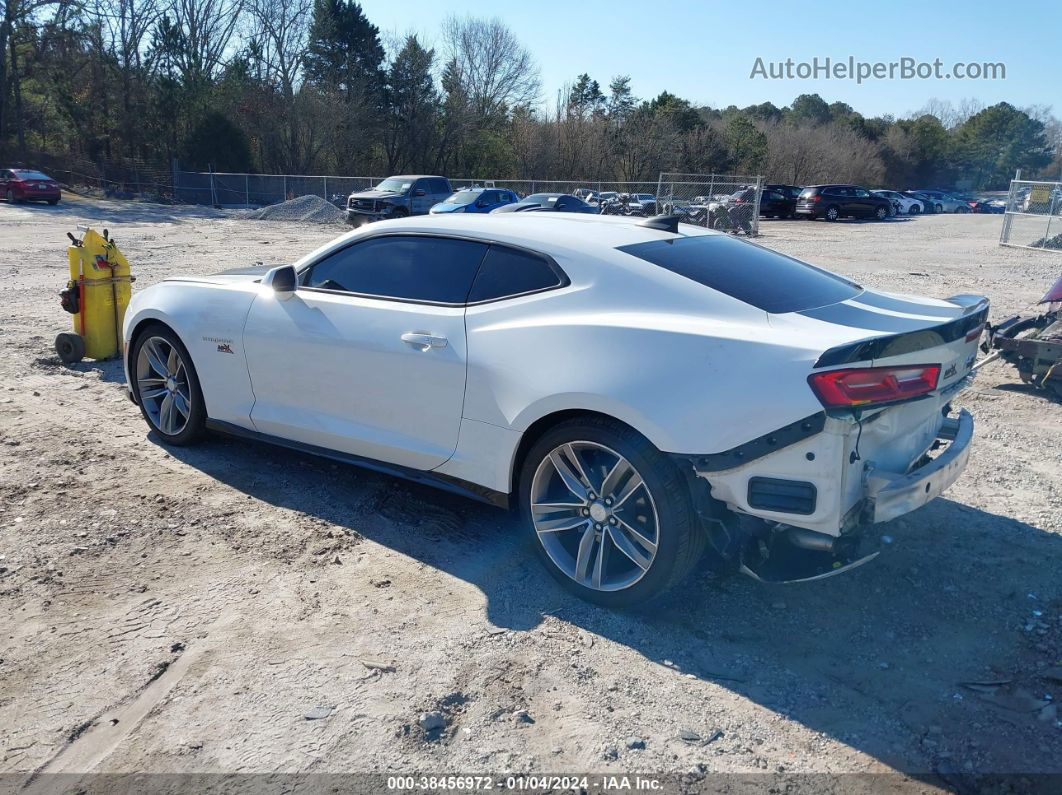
[{"left": 123, "top": 213, "right": 987, "bottom": 606}]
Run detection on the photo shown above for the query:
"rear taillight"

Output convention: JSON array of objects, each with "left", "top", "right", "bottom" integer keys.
[
  {"left": 808, "top": 364, "right": 940, "bottom": 409},
  {"left": 809, "top": 195, "right": 821, "bottom": 203}
]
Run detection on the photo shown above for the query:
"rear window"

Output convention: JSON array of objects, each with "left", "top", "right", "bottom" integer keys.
[
  {"left": 617, "top": 235, "right": 862, "bottom": 314},
  {"left": 798, "top": 188, "right": 817, "bottom": 198},
  {"left": 14, "top": 170, "right": 50, "bottom": 180}
]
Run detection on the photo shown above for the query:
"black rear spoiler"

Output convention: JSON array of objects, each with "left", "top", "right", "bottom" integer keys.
[{"left": 814, "top": 296, "right": 989, "bottom": 368}]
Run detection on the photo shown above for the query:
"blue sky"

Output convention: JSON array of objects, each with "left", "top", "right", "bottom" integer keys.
[{"left": 367, "top": 0, "right": 1060, "bottom": 118}]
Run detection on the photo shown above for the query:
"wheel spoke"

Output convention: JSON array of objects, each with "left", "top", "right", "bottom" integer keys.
[
  {"left": 615, "top": 517, "right": 657, "bottom": 557},
  {"left": 166, "top": 345, "right": 179, "bottom": 376},
  {"left": 599, "top": 457, "right": 632, "bottom": 500},
  {"left": 608, "top": 524, "right": 653, "bottom": 571},
  {"left": 159, "top": 392, "right": 174, "bottom": 430},
  {"left": 549, "top": 448, "right": 589, "bottom": 500},
  {"left": 173, "top": 391, "right": 190, "bottom": 418},
  {"left": 573, "top": 524, "right": 596, "bottom": 584},
  {"left": 532, "top": 500, "right": 586, "bottom": 511},
  {"left": 592, "top": 530, "right": 607, "bottom": 589},
  {"left": 144, "top": 340, "right": 168, "bottom": 378},
  {"left": 610, "top": 470, "right": 644, "bottom": 508},
  {"left": 139, "top": 385, "right": 168, "bottom": 400},
  {"left": 534, "top": 514, "right": 589, "bottom": 534}
]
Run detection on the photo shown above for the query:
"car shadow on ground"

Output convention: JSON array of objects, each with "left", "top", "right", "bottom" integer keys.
[{"left": 155, "top": 430, "right": 1061, "bottom": 782}]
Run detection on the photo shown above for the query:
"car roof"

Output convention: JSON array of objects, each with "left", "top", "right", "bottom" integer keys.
[
  {"left": 304, "top": 212, "right": 720, "bottom": 265},
  {"left": 389, "top": 174, "right": 446, "bottom": 180}
]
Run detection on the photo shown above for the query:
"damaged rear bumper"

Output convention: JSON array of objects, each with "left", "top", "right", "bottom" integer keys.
[{"left": 865, "top": 409, "right": 973, "bottom": 524}]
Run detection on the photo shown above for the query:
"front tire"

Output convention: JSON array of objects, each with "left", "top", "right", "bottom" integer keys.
[
  {"left": 131, "top": 325, "right": 205, "bottom": 445},
  {"left": 935, "top": 203, "right": 943, "bottom": 213},
  {"left": 909, "top": 204, "right": 921, "bottom": 215},
  {"left": 875, "top": 206, "right": 889, "bottom": 220},
  {"left": 519, "top": 417, "right": 705, "bottom": 607}
]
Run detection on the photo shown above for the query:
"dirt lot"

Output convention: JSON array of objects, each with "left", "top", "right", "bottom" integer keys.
[{"left": 1, "top": 197, "right": 1060, "bottom": 791}]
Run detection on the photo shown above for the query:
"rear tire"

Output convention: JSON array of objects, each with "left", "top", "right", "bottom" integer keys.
[
  {"left": 47, "top": 198, "right": 59, "bottom": 205},
  {"left": 935, "top": 203, "right": 943, "bottom": 213},
  {"left": 519, "top": 416, "right": 706, "bottom": 608},
  {"left": 55, "top": 332, "right": 85, "bottom": 364},
  {"left": 875, "top": 206, "right": 888, "bottom": 220},
  {"left": 909, "top": 204, "right": 921, "bottom": 215},
  {"left": 131, "top": 324, "right": 206, "bottom": 446},
  {"left": 825, "top": 205, "right": 840, "bottom": 221}
]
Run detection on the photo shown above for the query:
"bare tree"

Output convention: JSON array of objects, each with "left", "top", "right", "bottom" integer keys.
[
  {"left": 441, "top": 15, "right": 539, "bottom": 121},
  {"left": 244, "top": 0, "right": 308, "bottom": 99},
  {"left": 165, "top": 0, "right": 244, "bottom": 85}
]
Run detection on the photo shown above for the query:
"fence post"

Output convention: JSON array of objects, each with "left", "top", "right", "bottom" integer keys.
[
  {"left": 245, "top": 174, "right": 250, "bottom": 206},
  {"left": 283, "top": 175, "right": 288, "bottom": 202},
  {"left": 323, "top": 176, "right": 328, "bottom": 201}
]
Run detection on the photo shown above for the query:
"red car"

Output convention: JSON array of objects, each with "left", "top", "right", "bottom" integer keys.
[{"left": 1, "top": 168, "right": 61, "bottom": 204}]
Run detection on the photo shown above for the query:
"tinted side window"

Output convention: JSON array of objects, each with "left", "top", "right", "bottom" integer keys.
[
  {"left": 467, "top": 245, "right": 565, "bottom": 303},
  {"left": 304, "top": 235, "right": 488, "bottom": 304},
  {"left": 617, "top": 235, "right": 862, "bottom": 314},
  {"left": 433, "top": 179, "right": 450, "bottom": 194},
  {"left": 482, "top": 191, "right": 499, "bottom": 203}
]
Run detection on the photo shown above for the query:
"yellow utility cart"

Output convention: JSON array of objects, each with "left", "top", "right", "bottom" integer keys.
[{"left": 55, "top": 227, "right": 134, "bottom": 363}]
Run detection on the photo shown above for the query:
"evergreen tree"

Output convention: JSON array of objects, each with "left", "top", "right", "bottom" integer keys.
[{"left": 304, "top": 0, "right": 384, "bottom": 104}]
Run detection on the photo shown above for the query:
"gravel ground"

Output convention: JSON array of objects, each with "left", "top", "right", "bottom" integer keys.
[{"left": 1, "top": 197, "right": 1060, "bottom": 791}]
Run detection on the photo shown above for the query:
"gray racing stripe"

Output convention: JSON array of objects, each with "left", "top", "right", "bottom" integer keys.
[
  {"left": 798, "top": 301, "right": 935, "bottom": 332},
  {"left": 852, "top": 290, "right": 961, "bottom": 318}
]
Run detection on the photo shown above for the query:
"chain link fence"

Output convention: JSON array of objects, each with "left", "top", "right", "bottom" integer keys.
[
  {"left": 171, "top": 170, "right": 765, "bottom": 234},
  {"left": 173, "top": 172, "right": 381, "bottom": 207},
  {"left": 999, "top": 178, "right": 1062, "bottom": 251},
  {"left": 656, "top": 173, "right": 764, "bottom": 235}
]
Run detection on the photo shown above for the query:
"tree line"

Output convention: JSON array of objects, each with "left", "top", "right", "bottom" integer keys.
[{"left": 2, "top": 0, "right": 1059, "bottom": 190}]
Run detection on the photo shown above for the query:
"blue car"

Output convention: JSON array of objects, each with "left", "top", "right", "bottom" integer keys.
[{"left": 429, "top": 187, "right": 518, "bottom": 215}]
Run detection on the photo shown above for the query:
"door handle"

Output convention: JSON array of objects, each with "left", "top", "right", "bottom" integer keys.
[{"left": 401, "top": 332, "right": 448, "bottom": 350}]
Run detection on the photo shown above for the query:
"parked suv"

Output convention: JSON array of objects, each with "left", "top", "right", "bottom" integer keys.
[
  {"left": 347, "top": 175, "right": 452, "bottom": 223},
  {"left": 795, "top": 185, "right": 892, "bottom": 221}
]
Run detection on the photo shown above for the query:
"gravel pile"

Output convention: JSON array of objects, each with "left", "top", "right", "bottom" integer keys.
[{"left": 248, "top": 194, "right": 345, "bottom": 224}]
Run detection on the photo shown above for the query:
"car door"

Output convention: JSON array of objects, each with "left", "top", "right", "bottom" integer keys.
[
  {"left": 409, "top": 179, "right": 431, "bottom": 214},
  {"left": 242, "top": 234, "right": 487, "bottom": 470},
  {"left": 477, "top": 190, "right": 500, "bottom": 213}
]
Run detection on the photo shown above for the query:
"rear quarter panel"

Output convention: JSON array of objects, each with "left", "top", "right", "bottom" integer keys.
[{"left": 462, "top": 264, "right": 827, "bottom": 455}]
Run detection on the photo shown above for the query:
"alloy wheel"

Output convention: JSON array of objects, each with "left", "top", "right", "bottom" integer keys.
[
  {"left": 530, "top": 441, "right": 660, "bottom": 592},
  {"left": 136, "top": 336, "right": 192, "bottom": 435}
]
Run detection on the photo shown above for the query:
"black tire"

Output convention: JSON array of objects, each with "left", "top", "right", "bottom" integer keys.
[
  {"left": 130, "top": 323, "right": 206, "bottom": 446},
  {"left": 956, "top": 205, "right": 970, "bottom": 214},
  {"left": 935, "top": 203, "right": 943, "bottom": 213},
  {"left": 909, "top": 204, "right": 921, "bottom": 215},
  {"left": 518, "top": 416, "right": 706, "bottom": 608},
  {"left": 6, "top": 189, "right": 17, "bottom": 203},
  {"left": 47, "top": 198, "right": 59, "bottom": 205},
  {"left": 391, "top": 207, "right": 409, "bottom": 218},
  {"left": 875, "top": 206, "right": 889, "bottom": 221},
  {"left": 55, "top": 332, "right": 85, "bottom": 364},
  {"left": 824, "top": 205, "right": 840, "bottom": 221}
]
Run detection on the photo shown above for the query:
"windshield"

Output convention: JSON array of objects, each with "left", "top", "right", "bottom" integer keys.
[
  {"left": 14, "top": 170, "right": 50, "bottom": 180},
  {"left": 374, "top": 178, "right": 413, "bottom": 193},
  {"left": 524, "top": 194, "right": 558, "bottom": 204},
  {"left": 443, "top": 191, "right": 479, "bottom": 205}
]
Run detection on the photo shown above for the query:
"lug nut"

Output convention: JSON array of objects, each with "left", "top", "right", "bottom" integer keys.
[
  {"left": 594, "top": 523, "right": 602, "bottom": 531},
  {"left": 609, "top": 517, "right": 617, "bottom": 525},
  {"left": 581, "top": 508, "right": 589, "bottom": 516},
  {"left": 604, "top": 497, "right": 613, "bottom": 506}
]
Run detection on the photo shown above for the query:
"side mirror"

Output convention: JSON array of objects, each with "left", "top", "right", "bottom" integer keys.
[
  {"left": 413, "top": 189, "right": 426, "bottom": 197},
  {"left": 263, "top": 264, "right": 297, "bottom": 298}
]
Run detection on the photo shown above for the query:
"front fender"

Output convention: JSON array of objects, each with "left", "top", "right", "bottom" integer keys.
[{"left": 123, "top": 281, "right": 259, "bottom": 428}]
